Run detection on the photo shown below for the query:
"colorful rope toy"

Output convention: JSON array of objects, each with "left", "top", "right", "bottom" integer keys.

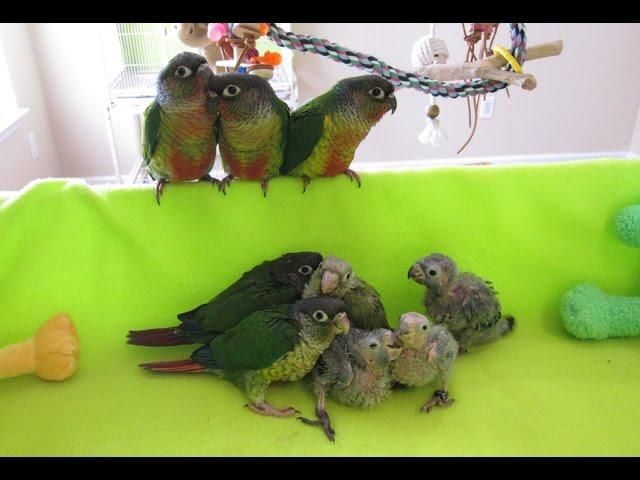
[{"left": 266, "top": 23, "right": 527, "bottom": 99}]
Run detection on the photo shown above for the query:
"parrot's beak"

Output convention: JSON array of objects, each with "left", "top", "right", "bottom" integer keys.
[
  {"left": 387, "top": 338, "right": 403, "bottom": 361},
  {"left": 332, "top": 312, "right": 350, "bottom": 335},
  {"left": 398, "top": 329, "right": 414, "bottom": 346},
  {"left": 321, "top": 270, "right": 340, "bottom": 294},
  {"left": 408, "top": 263, "right": 424, "bottom": 283},
  {"left": 386, "top": 93, "right": 397, "bottom": 115},
  {"left": 197, "top": 63, "right": 211, "bottom": 76}
]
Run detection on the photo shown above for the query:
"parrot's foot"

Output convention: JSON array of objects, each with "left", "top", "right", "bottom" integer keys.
[
  {"left": 457, "top": 345, "right": 468, "bottom": 355},
  {"left": 260, "top": 178, "right": 270, "bottom": 197},
  {"left": 198, "top": 174, "right": 225, "bottom": 194},
  {"left": 298, "top": 407, "right": 335, "bottom": 442},
  {"left": 220, "top": 175, "right": 235, "bottom": 193},
  {"left": 343, "top": 169, "right": 361, "bottom": 188},
  {"left": 155, "top": 179, "right": 168, "bottom": 205},
  {"left": 245, "top": 402, "right": 299, "bottom": 417},
  {"left": 421, "top": 390, "right": 454, "bottom": 413},
  {"left": 301, "top": 175, "right": 312, "bottom": 193}
]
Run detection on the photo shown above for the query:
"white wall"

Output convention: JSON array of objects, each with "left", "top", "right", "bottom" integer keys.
[
  {"left": 293, "top": 23, "right": 640, "bottom": 161},
  {"left": 630, "top": 105, "right": 640, "bottom": 156},
  {"left": 0, "top": 23, "right": 61, "bottom": 191},
  {"left": 27, "top": 23, "right": 116, "bottom": 178}
]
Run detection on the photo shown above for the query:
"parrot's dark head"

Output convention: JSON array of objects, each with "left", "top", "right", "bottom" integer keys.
[
  {"left": 396, "top": 312, "right": 431, "bottom": 350},
  {"left": 209, "top": 72, "right": 279, "bottom": 121},
  {"left": 352, "top": 328, "right": 402, "bottom": 367},
  {"left": 157, "top": 52, "right": 212, "bottom": 107},
  {"left": 308, "top": 255, "right": 358, "bottom": 299},
  {"left": 333, "top": 75, "right": 397, "bottom": 122},
  {"left": 408, "top": 253, "right": 458, "bottom": 293},
  {"left": 292, "top": 296, "right": 350, "bottom": 343},
  {"left": 271, "top": 251, "right": 323, "bottom": 293}
]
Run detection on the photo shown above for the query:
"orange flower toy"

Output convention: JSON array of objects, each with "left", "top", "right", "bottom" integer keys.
[
  {"left": 0, "top": 314, "right": 79, "bottom": 381},
  {"left": 248, "top": 51, "right": 282, "bottom": 80}
]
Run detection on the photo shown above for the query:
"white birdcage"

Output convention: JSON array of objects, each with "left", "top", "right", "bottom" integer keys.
[{"left": 99, "top": 23, "right": 298, "bottom": 184}]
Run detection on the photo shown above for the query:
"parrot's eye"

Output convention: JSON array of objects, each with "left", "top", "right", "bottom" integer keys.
[
  {"left": 298, "top": 265, "right": 313, "bottom": 275},
  {"left": 175, "top": 66, "right": 193, "bottom": 78},
  {"left": 344, "top": 272, "right": 351, "bottom": 281},
  {"left": 369, "top": 87, "right": 385, "bottom": 100},
  {"left": 422, "top": 325, "right": 428, "bottom": 331},
  {"left": 428, "top": 269, "right": 438, "bottom": 277},
  {"left": 369, "top": 342, "right": 378, "bottom": 349},
  {"left": 223, "top": 85, "right": 241, "bottom": 97},
  {"left": 312, "top": 310, "right": 329, "bottom": 322}
]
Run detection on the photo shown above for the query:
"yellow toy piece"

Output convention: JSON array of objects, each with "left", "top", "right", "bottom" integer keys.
[
  {"left": 0, "top": 314, "right": 79, "bottom": 381},
  {"left": 492, "top": 45, "right": 523, "bottom": 73}
]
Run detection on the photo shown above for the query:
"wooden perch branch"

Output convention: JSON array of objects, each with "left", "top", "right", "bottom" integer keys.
[{"left": 414, "top": 40, "right": 563, "bottom": 91}]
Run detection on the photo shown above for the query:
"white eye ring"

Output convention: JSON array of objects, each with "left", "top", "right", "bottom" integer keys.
[
  {"left": 369, "top": 87, "right": 385, "bottom": 99},
  {"left": 223, "top": 85, "right": 241, "bottom": 97},
  {"left": 344, "top": 271, "right": 352, "bottom": 281},
  {"left": 313, "top": 310, "right": 329, "bottom": 322},
  {"left": 175, "top": 66, "right": 193, "bottom": 78},
  {"left": 298, "top": 265, "right": 313, "bottom": 275}
]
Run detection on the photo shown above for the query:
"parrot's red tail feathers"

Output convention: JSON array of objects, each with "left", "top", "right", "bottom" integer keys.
[
  {"left": 138, "top": 359, "right": 206, "bottom": 373},
  {"left": 127, "top": 326, "right": 193, "bottom": 347}
]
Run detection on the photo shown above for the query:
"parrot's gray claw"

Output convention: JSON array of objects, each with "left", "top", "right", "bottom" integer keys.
[
  {"left": 421, "top": 390, "right": 455, "bottom": 413},
  {"left": 301, "top": 175, "right": 311, "bottom": 193},
  {"left": 155, "top": 179, "right": 168, "bottom": 205},
  {"left": 199, "top": 174, "right": 225, "bottom": 195},
  {"left": 298, "top": 408, "right": 336, "bottom": 442},
  {"left": 343, "top": 169, "right": 361, "bottom": 188}
]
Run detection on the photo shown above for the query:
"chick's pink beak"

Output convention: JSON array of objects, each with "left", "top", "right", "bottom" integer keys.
[{"left": 321, "top": 270, "right": 340, "bottom": 294}]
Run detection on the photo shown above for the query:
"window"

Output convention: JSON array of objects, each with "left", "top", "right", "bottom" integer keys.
[{"left": 0, "top": 40, "right": 19, "bottom": 124}]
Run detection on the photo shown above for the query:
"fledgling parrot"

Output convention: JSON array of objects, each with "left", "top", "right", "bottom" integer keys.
[
  {"left": 299, "top": 328, "right": 402, "bottom": 441},
  {"left": 138, "top": 296, "right": 350, "bottom": 418},
  {"left": 208, "top": 73, "right": 290, "bottom": 196},
  {"left": 302, "top": 256, "right": 389, "bottom": 330},
  {"left": 393, "top": 312, "right": 458, "bottom": 412},
  {"left": 408, "top": 253, "right": 515, "bottom": 354},
  {"left": 142, "top": 52, "right": 220, "bottom": 204},
  {"left": 128, "top": 252, "right": 322, "bottom": 346},
  {"left": 280, "top": 75, "right": 397, "bottom": 192}
]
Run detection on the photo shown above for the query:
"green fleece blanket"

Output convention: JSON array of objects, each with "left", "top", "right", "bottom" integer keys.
[{"left": 1, "top": 159, "right": 639, "bottom": 456}]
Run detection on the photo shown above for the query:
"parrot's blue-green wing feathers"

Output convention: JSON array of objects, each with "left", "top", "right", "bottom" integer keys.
[
  {"left": 194, "top": 306, "right": 299, "bottom": 371},
  {"left": 452, "top": 278, "right": 501, "bottom": 331},
  {"left": 276, "top": 97, "right": 290, "bottom": 153},
  {"left": 142, "top": 101, "right": 161, "bottom": 165},
  {"left": 280, "top": 98, "right": 326, "bottom": 174}
]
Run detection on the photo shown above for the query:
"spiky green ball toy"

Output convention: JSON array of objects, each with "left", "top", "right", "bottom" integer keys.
[{"left": 560, "top": 205, "right": 640, "bottom": 339}]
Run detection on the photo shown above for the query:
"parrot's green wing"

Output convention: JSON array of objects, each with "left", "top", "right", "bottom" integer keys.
[
  {"left": 192, "top": 305, "right": 299, "bottom": 372},
  {"left": 280, "top": 96, "right": 327, "bottom": 174},
  {"left": 141, "top": 100, "right": 161, "bottom": 165},
  {"left": 275, "top": 97, "right": 290, "bottom": 153},
  {"left": 344, "top": 278, "right": 390, "bottom": 330}
]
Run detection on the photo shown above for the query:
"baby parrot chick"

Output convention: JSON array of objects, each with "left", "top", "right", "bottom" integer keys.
[
  {"left": 128, "top": 252, "right": 322, "bottom": 346},
  {"left": 408, "top": 253, "right": 515, "bottom": 353},
  {"left": 300, "top": 327, "right": 402, "bottom": 441},
  {"left": 209, "top": 73, "right": 290, "bottom": 196},
  {"left": 303, "top": 255, "right": 389, "bottom": 330},
  {"left": 142, "top": 52, "right": 220, "bottom": 204},
  {"left": 138, "top": 296, "right": 350, "bottom": 418},
  {"left": 393, "top": 312, "right": 458, "bottom": 413},
  {"left": 280, "top": 75, "right": 397, "bottom": 191}
]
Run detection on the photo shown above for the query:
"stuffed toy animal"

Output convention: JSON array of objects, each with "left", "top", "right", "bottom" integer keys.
[
  {"left": 175, "top": 23, "right": 223, "bottom": 66},
  {"left": 561, "top": 205, "right": 640, "bottom": 339}
]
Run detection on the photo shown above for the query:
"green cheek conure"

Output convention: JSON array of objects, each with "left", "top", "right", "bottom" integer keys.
[
  {"left": 128, "top": 252, "right": 323, "bottom": 347},
  {"left": 142, "top": 52, "right": 220, "bottom": 204},
  {"left": 138, "top": 297, "right": 350, "bottom": 418},
  {"left": 280, "top": 75, "right": 397, "bottom": 192},
  {"left": 209, "top": 73, "right": 290, "bottom": 196}
]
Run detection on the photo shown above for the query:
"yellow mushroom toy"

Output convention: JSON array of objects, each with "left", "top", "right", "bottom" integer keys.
[{"left": 0, "top": 314, "right": 79, "bottom": 381}]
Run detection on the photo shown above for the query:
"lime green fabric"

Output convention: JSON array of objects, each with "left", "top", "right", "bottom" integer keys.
[{"left": 1, "top": 158, "right": 640, "bottom": 456}]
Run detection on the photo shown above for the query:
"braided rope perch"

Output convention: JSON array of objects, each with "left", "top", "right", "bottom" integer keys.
[{"left": 267, "top": 23, "right": 527, "bottom": 99}]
